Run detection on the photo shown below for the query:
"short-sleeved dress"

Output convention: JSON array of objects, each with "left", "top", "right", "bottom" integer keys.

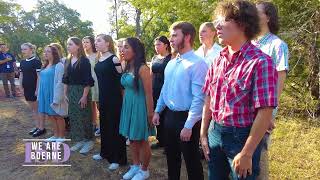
[
  {"left": 20, "top": 57, "right": 42, "bottom": 101},
  {"left": 87, "top": 53, "right": 99, "bottom": 102},
  {"left": 119, "top": 73, "right": 155, "bottom": 141},
  {"left": 38, "top": 65, "right": 57, "bottom": 115}
]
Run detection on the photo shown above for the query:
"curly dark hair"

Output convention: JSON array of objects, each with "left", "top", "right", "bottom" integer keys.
[
  {"left": 257, "top": 1, "right": 279, "bottom": 34},
  {"left": 124, "top": 37, "right": 146, "bottom": 91},
  {"left": 214, "top": 0, "right": 261, "bottom": 40}
]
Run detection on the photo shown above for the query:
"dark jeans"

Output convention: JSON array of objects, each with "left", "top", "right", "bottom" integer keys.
[
  {"left": 208, "top": 121, "right": 263, "bottom": 180},
  {"left": 164, "top": 109, "right": 204, "bottom": 180},
  {"left": 1, "top": 72, "right": 16, "bottom": 96}
]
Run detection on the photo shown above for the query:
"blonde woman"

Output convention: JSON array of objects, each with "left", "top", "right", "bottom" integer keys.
[
  {"left": 92, "top": 34, "right": 127, "bottom": 170},
  {"left": 20, "top": 42, "right": 45, "bottom": 137}
]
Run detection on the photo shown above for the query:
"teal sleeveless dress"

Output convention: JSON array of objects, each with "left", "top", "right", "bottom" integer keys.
[{"left": 119, "top": 73, "right": 155, "bottom": 141}]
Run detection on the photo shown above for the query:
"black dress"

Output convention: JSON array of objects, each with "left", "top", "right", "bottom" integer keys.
[
  {"left": 151, "top": 54, "right": 171, "bottom": 146},
  {"left": 94, "top": 55, "right": 127, "bottom": 165},
  {"left": 20, "top": 57, "right": 42, "bottom": 101}
]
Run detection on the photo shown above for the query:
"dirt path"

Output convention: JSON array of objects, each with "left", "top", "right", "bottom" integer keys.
[{"left": 0, "top": 85, "right": 208, "bottom": 180}]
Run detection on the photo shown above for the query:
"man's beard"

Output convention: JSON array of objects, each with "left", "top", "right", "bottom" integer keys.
[{"left": 173, "top": 36, "right": 185, "bottom": 53}]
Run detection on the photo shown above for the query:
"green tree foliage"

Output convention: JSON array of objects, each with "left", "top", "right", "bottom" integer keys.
[
  {"left": 0, "top": 0, "right": 94, "bottom": 59},
  {"left": 113, "top": 0, "right": 320, "bottom": 118}
]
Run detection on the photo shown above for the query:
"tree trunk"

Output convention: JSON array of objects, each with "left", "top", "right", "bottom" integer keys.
[
  {"left": 135, "top": 8, "right": 141, "bottom": 38},
  {"left": 309, "top": 32, "right": 320, "bottom": 117}
]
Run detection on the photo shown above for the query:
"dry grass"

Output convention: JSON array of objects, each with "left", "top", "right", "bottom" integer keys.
[
  {"left": 269, "top": 117, "right": 320, "bottom": 179},
  {"left": 0, "top": 86, "right": 319, "bottom": 179}
]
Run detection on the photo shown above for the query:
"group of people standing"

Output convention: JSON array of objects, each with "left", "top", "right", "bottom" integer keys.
[{"left": 0, "top": 0, "right": 289, "bottom": 179}]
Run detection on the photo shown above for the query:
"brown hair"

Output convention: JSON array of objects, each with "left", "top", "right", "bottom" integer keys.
[
  {"left": 95, "top": 34, "right": 116, "bottom": 63},
  {"left": 214, "top": 0, "right": 260, "bottom": 40},
  {"left": 170, "top": 21, "right": 196, "bottom": 47},
  {"left": 96, "top": 34, "right": 115, "bottom": 54},
  {"left": 65, "top": 37, "right": 86, "bottom": 74},
  {"left": 82, "top": 36, "right": 97, "bottom": 53},
  {"left": 43, "top": 45, "right": 61, "bottom": 69},
  {"left": 257, "top": 1, "right": 279, "bottom": 34},
  {"left": 50, "top": 42, "right": 65, "bottom": 59}
]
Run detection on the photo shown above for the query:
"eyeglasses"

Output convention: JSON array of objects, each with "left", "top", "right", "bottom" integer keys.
[{"left": 212, "top": 18, "right": 233, "bottom": 28}]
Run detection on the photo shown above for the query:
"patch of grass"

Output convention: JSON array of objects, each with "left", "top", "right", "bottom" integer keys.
[{"left": 270, "top": 116, "right": 320, "bottom": 179}]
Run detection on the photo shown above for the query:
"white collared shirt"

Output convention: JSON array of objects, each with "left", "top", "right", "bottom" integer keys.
[{"left": 195, "top": 43, "right": 223, "bottom": 67}]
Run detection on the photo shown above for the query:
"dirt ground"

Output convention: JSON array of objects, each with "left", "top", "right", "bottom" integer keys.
[{"left": 0, "top": 84, "right": 208, "bottom": 180}]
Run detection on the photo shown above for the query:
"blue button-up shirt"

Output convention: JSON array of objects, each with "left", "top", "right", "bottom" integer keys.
[{"left": 155, "top": 50, "right": 208, "bottom": 129}]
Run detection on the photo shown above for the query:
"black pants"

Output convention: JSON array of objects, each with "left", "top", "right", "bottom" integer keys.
[
  {"left": 156, "top": 108, "right": 166, "bottom": 146},
  {"left": 164, "top": 109, "right": 204, "bottom": 180}
]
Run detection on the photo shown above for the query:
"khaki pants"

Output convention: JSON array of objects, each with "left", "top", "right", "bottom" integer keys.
[{"left": 1, "top": 72, "right": 16, "bottom": 96}]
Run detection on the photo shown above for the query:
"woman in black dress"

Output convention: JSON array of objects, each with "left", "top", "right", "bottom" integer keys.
[
  {"left": 20, "top": 42, "right": 46, "bottom": 137},
  {"left": 92, "top": 34, "right": 127, "bottom": 170},
  {"left": 150, "top": 36, "right": 171, "bottom": 149}
]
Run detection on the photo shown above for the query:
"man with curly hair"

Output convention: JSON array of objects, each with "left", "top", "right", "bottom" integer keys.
[{"left": 200, "top": 0, "right": 278, "bottom": 179}]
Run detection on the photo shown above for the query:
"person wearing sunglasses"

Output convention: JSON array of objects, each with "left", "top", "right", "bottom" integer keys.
[{"left": 201, "top": 0, "right": 278, "bottom": 179}]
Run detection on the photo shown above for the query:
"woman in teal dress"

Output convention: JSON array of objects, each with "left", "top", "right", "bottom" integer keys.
[{"left": 119, "top": 37, "right": 155, "bottom": 180}]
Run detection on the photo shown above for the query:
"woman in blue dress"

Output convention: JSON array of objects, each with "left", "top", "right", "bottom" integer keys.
[
  {"left": 38, "top": 45, "right": 67, "bottom": 142},
  {"left": 119, "top": 37, "right": 155, "bottom": 180}
]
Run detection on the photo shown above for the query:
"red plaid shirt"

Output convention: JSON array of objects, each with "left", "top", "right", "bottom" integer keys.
[{"left": 203, "top": 42, "right": 278, "bottom": 127}]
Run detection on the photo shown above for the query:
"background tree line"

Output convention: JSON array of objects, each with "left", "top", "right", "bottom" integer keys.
[
  {"left": 0, "top": 0, "right": 319, "bottom": 118},
  {"left": 109, "top": 0, "right": 320, "bottom": 118},
  {"left": 0, "top": 0, "right": 93, "bottom": 59}
]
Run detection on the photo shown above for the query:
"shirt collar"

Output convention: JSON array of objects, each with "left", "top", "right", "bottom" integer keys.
[
  {"left": 26, "top": 56, "right": 35, "bottom": 61},
  {"left": 177, "top": 49, "right": 194, "bottom": 60},
  {"left": 220, "top": 41, "right": 252, "bottom": 63},
  {"left": 254, "top": 32, "right": 272, "bottom": 45}
]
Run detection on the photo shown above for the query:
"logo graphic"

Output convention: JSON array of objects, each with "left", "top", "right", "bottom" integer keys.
[{"left": 23, "top": 139, "right": 71, "bottom": 167}]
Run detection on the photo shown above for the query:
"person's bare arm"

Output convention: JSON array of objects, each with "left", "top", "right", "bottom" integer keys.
[
  {"left": 35, "top": 72, "right": 40, "bottom": 96},
  {"left": 0, "top": 58, "right": 10, "bottom": 64},
  {"left": 277, "top": 71, "right": 287, "bottom": 104},
  {"left": 78, "top": 86, "right": 90, "bottom": 109},
  {"left": 233, "top": 107, "right": 273, "bottom": 178},
  {"left": 200, "top": 95, "right": 212, "bottom": 161},
  {"left": 139, "top": 65, "right": 154, "bottom": 126},
  {"left": 19, "top": 72, "right": 24, "bottom": 91}
]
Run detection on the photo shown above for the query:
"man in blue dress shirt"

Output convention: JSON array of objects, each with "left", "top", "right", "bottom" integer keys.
[{"left": 152, "top": 21, "right": 208, "bottom": 180}]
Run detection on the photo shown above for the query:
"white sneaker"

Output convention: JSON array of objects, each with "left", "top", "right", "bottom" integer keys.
[
  {"left": 108, "top": 163, "right": 119, "bottom": 171},
  {"left": 79, "top": 140, "right": 94, "bottom": 154},
  {"left": 126, "top": 138, "right": 130, "bottom": 146},
  {"left": 94, "top": 128, "right": 101, "bottom": 137},
  {"left": 132, "top": 169, "right": 150, "bottom": 180},
  {"left": 92, "top": 154, "right": 103, "bottom": 160},
  {"left": 70, "top": 140, "right": 85, "bottom": 151},
  {"left": 55, "top": 137, "right": 66, "bottom": 142},
  {"left": 123, "top": 165, "right": 140, "bottom": 180},
  {"left": 45, "top": 136, "right": 57, "bottom": 142}
]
